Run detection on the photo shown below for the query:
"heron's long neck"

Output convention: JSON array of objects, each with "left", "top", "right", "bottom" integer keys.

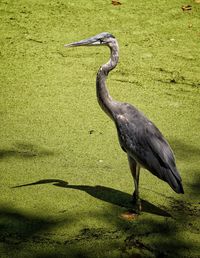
[{"left": 96, "top": 43, "right": 119, "bottom": 120}]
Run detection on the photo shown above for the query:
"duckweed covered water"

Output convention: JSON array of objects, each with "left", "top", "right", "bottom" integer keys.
[{"left": 0, "top": 1, "right": 200, "bottom": 257}]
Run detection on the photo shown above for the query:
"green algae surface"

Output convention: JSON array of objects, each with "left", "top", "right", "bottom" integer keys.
[{"left": 0, "top": 0, "right": 200, "bottom": 257}]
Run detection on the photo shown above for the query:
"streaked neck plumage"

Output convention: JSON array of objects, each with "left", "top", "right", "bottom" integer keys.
[{"left": 96, "top": 40, "right": 119, "bottom": 120}]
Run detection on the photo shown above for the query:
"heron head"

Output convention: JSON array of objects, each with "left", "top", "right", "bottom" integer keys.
[{"left": 64, "top": 32, "right": 116, "bottom": 48}]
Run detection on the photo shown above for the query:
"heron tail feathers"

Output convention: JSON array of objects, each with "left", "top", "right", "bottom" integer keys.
[
  {"left": 166, "top": 168, "right": 184, "bottom": 194},
  {"left": 172, "top": 179, "right": 184, "bottom": 194}
]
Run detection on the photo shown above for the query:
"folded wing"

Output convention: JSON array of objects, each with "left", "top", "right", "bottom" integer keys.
[{"left": 115, "top": 104, "right": 184, "bottom": 194}]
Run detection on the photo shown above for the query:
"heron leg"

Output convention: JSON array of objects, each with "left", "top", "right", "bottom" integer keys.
[{"left": 128, "top": 155, "right": 141, "bottom": 213}]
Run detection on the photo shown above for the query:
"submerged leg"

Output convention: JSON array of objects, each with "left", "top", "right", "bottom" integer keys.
[{"left": 127, "top": 155, "right": 141, "bottom": 213}]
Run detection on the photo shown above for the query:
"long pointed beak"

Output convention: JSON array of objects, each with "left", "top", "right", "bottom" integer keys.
[{"left": 64, "top": 35, "right": 101, "bottom": 48}]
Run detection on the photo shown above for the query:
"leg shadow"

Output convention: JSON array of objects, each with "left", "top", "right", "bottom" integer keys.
[{"left": 13, "top": 180, "right": 171, "bottom": 217}]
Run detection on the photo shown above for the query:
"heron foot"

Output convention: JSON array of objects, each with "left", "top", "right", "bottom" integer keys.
[{"left": 131, "top": 192, "right": 142, "bottom": 214}]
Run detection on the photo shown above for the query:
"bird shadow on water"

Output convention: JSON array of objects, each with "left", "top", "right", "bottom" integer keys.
[
  {"left": 13, "top": 179, "right": 171, "bottom": 218},
  {"left": 12, "top": 180, "right": 199, "bottom": 257}
]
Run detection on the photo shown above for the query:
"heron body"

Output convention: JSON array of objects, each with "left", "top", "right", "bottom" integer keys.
[{"left": 65, "top": 32, "right": 184, "bottom": 213}]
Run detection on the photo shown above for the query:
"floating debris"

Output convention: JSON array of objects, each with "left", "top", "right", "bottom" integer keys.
[
  {"left": 120, "top": 210, "right": 138, "bottom": 221},
  {"left": 182, "top": 5, "right": 192, "bottom": 11},
  {"left": 89, "top": 129, "right": 95, "bottom": 134},
  {"left": 112, "top": 1, "right": 122, "bottom": 6}
]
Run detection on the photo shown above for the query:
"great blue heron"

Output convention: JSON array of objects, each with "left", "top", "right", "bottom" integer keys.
[{"left": 65, "top": 32, "right": 184, "bottom": 213}]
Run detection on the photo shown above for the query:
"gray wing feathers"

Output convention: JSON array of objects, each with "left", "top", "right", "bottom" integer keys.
[{"left": 115, "top": 104, "right": 184, "bottom": 193}]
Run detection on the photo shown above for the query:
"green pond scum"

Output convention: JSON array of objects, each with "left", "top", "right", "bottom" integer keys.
[{"left": 0, "top": 0, "right": 199, "bottom": 257}]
